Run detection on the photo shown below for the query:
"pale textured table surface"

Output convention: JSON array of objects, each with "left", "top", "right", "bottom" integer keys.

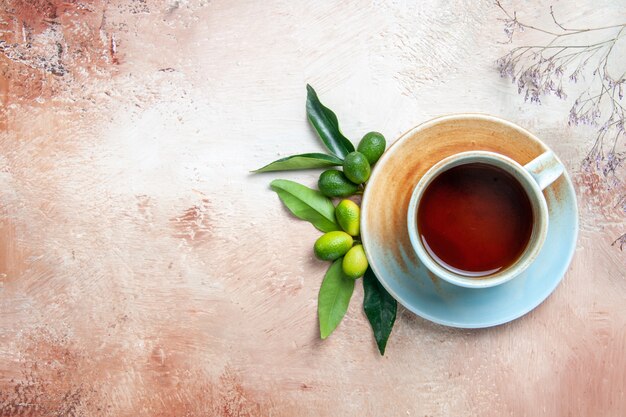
[{"left": 1, "top": 1, "right": 625, "bottom": 416}]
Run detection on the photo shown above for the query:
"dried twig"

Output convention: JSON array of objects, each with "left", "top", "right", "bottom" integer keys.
[{"left": 495, "top": 1, "right": 626, "bottom": 249}]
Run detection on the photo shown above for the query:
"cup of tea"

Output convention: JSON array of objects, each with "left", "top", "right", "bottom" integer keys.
[{"left": 406, "top": 150, "right": 564, "bottom": 288}]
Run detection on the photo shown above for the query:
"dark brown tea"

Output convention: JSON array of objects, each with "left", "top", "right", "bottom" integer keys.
[{"left": 417, "top": 163, "right": 533, "bottom": 277}]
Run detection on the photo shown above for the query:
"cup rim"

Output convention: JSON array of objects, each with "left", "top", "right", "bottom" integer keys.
[{"left": 406, "top": 150, "right": 549, "bottom": 289}]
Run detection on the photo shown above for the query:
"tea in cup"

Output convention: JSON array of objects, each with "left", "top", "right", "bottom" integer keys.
[{"left": 407, "top": 150, "right": 563, "bottom": 288}]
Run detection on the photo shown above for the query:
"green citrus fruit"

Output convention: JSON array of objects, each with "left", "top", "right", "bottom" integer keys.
[
  {"left": 342, "top": 244, "right": 368, "bottom": 278},
  {"left": 335, "top": 199, "right": 360, "bottom": 236},
  {"left": 357, "top": 132, "right": 386, "bottom": 165},
  {"left": 343, "top": 152, "right": 371, "bottom": 184},
  {"left": 314, "top": 231, "right": 354, "bottom": 261},
  {"left": 318, "top": 169, "right": 359, "bottom": 197}
]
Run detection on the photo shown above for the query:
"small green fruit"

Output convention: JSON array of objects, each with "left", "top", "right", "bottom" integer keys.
[
  {"left": 318, "top": 169, "right": 359, "bottom": 198},
  {"left": 335, "top": 199, "right": 360, "bottom": 236},
  {"left": 342, "top": 244, "right": 368, "bottom": 278},
  {"left": 314, "top": 231, "right": 354, "bottom": 261},
  {"left": 357, "top": 132, "right": 386, "bottom": 165},
  {"left": 343, "top": 152, "right": 371, "bottom": 184}
]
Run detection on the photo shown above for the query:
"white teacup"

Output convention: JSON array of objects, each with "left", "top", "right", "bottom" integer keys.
[{"left": 407, "top": 150, "right": 564, "bottom": 289}]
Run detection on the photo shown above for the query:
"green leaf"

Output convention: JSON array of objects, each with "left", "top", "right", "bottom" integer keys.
[
  {"left": 306, "top": 85, "right": 355, "bottom": 158},
  {"left": 253, "top": 153, "right": 343, "bottom": 173},
  {"left": 270, "top": 179, "right": 339, "bottom": 233},
  {"left": 318, "top": 258, "right": 355, "bottom": 339},
  {"left": 363, "top": 267, "right": 397, "bottom": 355}
]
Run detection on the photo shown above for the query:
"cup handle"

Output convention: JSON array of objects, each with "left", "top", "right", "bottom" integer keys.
[{"left": 523, "top": 151, "right": 564, "bottom": 190}]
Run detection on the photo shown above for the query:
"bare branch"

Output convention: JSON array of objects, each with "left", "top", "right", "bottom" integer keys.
[
  {"left": 612, "top": 233, "right": 626, "bottom": 250},
  {"left": 550, "top": 6, "right": 569, "bottom": 31}
]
